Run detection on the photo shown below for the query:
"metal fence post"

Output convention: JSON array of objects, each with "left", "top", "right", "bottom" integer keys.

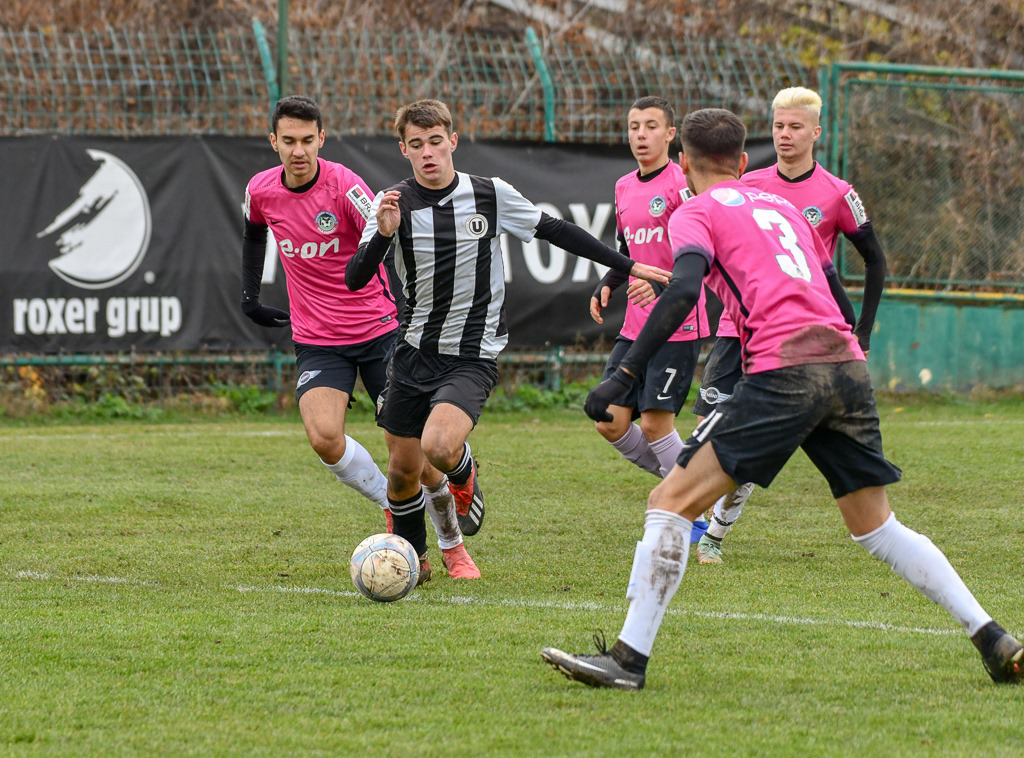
[
  {"left": 524, "top": 27, "right": 555, "bottom": 142},
  {"left": 251, "top": 19, "right": 279, "bottom": 110},
  {"left": 277, "top": 0, "right": 290, "bottom": 97}
]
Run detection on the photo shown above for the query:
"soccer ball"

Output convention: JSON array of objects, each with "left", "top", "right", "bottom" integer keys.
[{"left": 349, "top": 533, "right": 420, "bottom": 602}]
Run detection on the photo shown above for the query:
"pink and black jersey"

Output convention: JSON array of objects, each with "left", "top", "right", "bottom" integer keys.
[
  {"left": 614, "top": 162, "right": 709, "bottom": 341},
  {"left": 740, "top": 162, "right": 869, "bottom": 256},
  {"left": 712, "top": 161, "right": 871, "bottom": 339},
  {"left": 667, "top": 180, "right": 863, "bottom": 374},
  {"left": 244, "top": 158, "right": 397, "bottom": 346}
]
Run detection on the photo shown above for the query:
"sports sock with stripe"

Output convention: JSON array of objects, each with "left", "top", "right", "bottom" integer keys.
[{"left": 321, "top": 435, "right": 388, "bottom": 510}]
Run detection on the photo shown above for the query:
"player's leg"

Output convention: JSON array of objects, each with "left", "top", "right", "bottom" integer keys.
[
  {"left": 594, "top": 337, "right": 660, "bottom": 476},
  {"left": 543, "top": 369, "right": 807, "bottom": 689},
  {"left": 805, "top": 361, "right": 1022, "bottom": 683},
  {"left": 690, "top": 337, "right": 750, "bottom": 564},
  {"left": 637, "top": 339, "right": 708, "bottom": 540},
  {"left": 422, "top": 359, "right": 497, "bottom": 537},
  {"left": 375, "top": 361, "right": 437, "bottom": 583},
  {"left": 419, "top": 457, "right": 480, "bottom": 579},
  {"left": 295, "top": 344, "right": 389, "bottom": 521},
  {"left": 541, "top": 442, "right": 736, "bottom": 689}
]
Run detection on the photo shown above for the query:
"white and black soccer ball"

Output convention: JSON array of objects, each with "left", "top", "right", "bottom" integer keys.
[{"left": 349, "top": 533, "right": 420, "bottom": 602}]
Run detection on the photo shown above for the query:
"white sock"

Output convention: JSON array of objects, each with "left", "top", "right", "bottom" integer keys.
[
  {"left": 618, "top": 509, "right": 692, "bottom": 656},
  {"left": 321, "top": 435, "right": 388, "bottom": 510},
  {"left": 610, "top": 424, "right": 661, "bottom": 477},
  {"left": 424, "top": 475, "right": 463, "bottom": 550},
  {"left": 853, "top": 512, "right": 992, "bottom": 635},
  {"left": 707, "top": 482, "right": 754, "bottom": 540},
  {"left": 648, "top": 430, "right": 683, "bottom": 478}
]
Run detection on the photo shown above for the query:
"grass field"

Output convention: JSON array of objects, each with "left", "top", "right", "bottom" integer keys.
[{"left": 2, "top": 398, "right": 1023, "bottom": 755}]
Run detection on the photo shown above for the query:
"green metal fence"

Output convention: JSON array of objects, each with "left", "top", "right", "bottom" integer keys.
[
  {"left": 0, "top": 26, "right": 809, "bottom": 140},
  {"left": 822, "top": 62, "right": 1024, "bottom": 293}
]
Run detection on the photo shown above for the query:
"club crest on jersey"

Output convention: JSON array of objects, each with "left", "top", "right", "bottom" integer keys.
[
  {"left": 465, "top": 214, "right": 489, "bottom": 238},
  {"left": 315, "top": 210, "right": 338, "bottom": 234},
  {"left": 802, "top": 205, "right": 823, "bottom": 226},
  {"left": 710, "top": 187, "right": 745, "bottom": 207},
  {"left": 648, "top": 195, "right": 667, "bottom": 217}
]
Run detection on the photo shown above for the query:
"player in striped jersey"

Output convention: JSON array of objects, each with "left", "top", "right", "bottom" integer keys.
[
  {"left": 240, "top": 96, "right": 473, "bottom": 579},
  {"left": 590, "top": 96, "right": 711, "bottom": 541},
  {"left": 695, "top": 86, "right": 888, "bottom": 565},
  {"left": 346, "top": 99, "right": 670, "bottom": 575}
]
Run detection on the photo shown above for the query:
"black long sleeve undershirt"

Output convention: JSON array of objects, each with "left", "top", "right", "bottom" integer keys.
[
  {"left": 825, "top": 263, "right": 857, "bottom": 332},
  {"left": 592, "top": 232, "right": 666, "bottom": 300},
  {"left": 844, "top": 223, "right": 887, "bottom": 350},
  {"left": 241, "top": 219, "right": 269, "bottom": 306},
  {"left": 534, "top": 213, "right": 633, "bottom": 273},
  {"left": 346, "top": 230, "right": 392, "bottom": 291},
  {"left": 619, "top": 252, "right": 708, "bottom": 376}
]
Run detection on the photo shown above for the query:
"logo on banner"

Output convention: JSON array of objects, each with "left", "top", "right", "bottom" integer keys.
[{"left": 36, "top": 149, "right": 152, "bottom": 289}]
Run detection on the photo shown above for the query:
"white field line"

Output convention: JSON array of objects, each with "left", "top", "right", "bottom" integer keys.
[{"left": 12, "top": 570, "right": 960, "bottom": 637}]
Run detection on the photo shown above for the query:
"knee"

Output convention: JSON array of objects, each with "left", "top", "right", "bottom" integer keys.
[
  {"left": 639, "top": 419, "right": 666, "bottom": 443},
  {"left": 420, "top": 435, "right": 460, "bottom": 472},
  {"left": 595, "top": 418, "right": 628, "bottom": 442},
  {"left": 387, "top": 457, "right": 421, "bottom": 495},
  {"left": 308, "top": 428, "right": 343, "bottom": 462}
]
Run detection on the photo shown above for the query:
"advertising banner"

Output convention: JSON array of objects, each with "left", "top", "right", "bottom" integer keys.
[{"left": 0, "top": 136, "right": 776, "bottom": 352}]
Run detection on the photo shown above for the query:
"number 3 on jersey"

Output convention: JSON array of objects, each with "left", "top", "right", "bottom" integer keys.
[{"left": 752, "top": 208, "right": 812, "bottom": 282}]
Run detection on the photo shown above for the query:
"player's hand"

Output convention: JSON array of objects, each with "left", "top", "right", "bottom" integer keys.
[
  {"left": 242, "top": 301, "right": 290, "bottom": 328},
  {"left": 626, "top": 279, "right": 657, "bottom": 307},
  {"left": 376, "top": 190, "right": 402, "bottom": 237},
  {"left": 584, "top": 367, "right": 636, "bottom": 423},
  {"left": 629, "top": 262, "right": 671, "bottom": 285},
  {"left": 589, "top": 285, "right": 611, "bottom": 324}
]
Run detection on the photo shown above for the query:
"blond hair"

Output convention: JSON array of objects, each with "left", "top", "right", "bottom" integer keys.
[{"left": 771, "top": 87, "right": 822, "bottom": 118}]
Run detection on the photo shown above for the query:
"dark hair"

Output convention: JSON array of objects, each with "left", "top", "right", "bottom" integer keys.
[
  {"left": 394, "top": 99, "right": 453, "bottom": 140},
  {"left": 271, "top": 95, "right": 323, "bottom": 134},
  {"left": 680, "top": 108, "right": 746, "bottom": 172},
  {"left": 628, "top": 96, "right": 675, "bottom": 128}
]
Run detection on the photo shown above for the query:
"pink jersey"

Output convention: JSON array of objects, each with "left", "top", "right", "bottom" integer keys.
[
  {"left": 667, "top": 180, "right": 864, "bottom": 374},
  {"left": 244, "top": 158, "right": 397, "bottom": 346},
  {"left": 714, "top": 162, "right": 870, "bottom": 339},
  {"left": 614, "top": 162, "right": 709, "bottom": 341}
]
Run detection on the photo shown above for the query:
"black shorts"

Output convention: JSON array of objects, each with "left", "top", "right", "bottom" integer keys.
[
  {"left": 293, "top": 330, "right": 398, "bottom": 406},
  {"left": 602, "top": 336, "right": 700, "bottom": 417},
  {"left": 692, "top": 336, "right": 742, "bottom": 417},
  {"left": 376, "top": 339, "right": 498, "bottom": 438},
  {"left": 677, "top": 360, "right": 902, "bottom": 499}
]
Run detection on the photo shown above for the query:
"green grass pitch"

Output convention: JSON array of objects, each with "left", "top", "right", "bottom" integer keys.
[{"left": 1, "top": 399, "right": 1023, "bottom": 754}]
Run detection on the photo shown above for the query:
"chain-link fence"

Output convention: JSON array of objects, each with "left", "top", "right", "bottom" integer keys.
[
  {"left": 0, "top": 25, "right": 809, "bottom": 140},
  {"left": 825, "top": 63, "right": 1024, "bottom": 293}
]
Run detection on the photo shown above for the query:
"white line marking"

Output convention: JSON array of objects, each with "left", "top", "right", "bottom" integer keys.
[{"left": 9, "top": 571, "right": 961, "bottom": 637}]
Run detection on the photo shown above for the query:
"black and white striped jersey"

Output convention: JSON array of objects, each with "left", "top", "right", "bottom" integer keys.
[{"left": 359, "top": 172, "right": 542, "bottom": 360}]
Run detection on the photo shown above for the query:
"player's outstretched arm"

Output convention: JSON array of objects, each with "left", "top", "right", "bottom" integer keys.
[
  {"left": 534, "top": 213, "right": 670, "bottom": 285},
  {"left": 240, "top": 219, "right": 290, "bottom": 328},
  {"left": 585, "top": 252, "right": 706, "bottom": 423},
  {"left": 844, "top": 224, "right": 887, "bottom": 352}
]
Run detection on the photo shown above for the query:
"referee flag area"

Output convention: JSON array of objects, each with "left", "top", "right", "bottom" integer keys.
[{"left": 2, "top": 401, "right": 1023, "bottom": 753}]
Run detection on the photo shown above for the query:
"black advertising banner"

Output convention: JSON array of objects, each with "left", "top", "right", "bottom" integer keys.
[{"left": 0, "top": 136, "right": 776, "bottom": 352}]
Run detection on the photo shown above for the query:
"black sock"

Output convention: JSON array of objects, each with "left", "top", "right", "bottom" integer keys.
[
  {"left": 971, "top": 620, "right": 1007, "bottom": 655},
  {"left": 388, "top": 492, "right": 428, "bottom": 557},
  {"left": 611, "top": 639, "right": 649, "bottom": 675},
  {"left": 446, "top": 443, "right": 473, "bottom": 486}
]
